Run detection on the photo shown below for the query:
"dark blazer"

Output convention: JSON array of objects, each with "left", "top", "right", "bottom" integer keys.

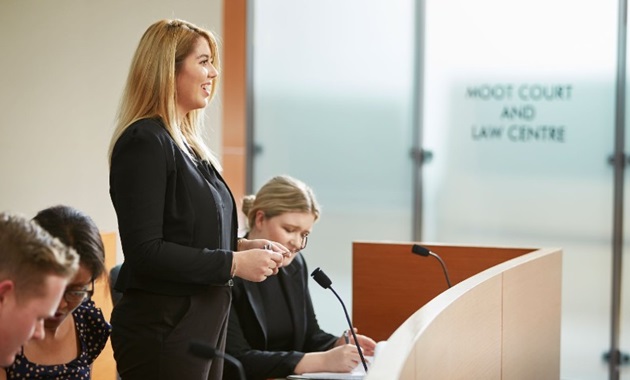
[
  {"left": 225, "top": 253, "right": 337, "bottom": 380},
  {"left": 109, "top": 118, "right": 237, "bottom": 296}
]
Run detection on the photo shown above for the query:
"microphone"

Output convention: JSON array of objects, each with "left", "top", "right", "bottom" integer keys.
[
  {"left": 311, "top": 267, "right": 369, "bottom": 372},
  {"left": 411, "top": 244, "right": 452, "bottom": 288},
  {"left": 188, "top": 341, "right": 246, "bottom": 380}
]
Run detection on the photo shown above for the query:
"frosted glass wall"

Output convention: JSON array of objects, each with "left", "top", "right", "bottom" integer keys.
[
  {"left": 250, "top": 0, "right": 416, "bottom": 334},
  {"left": 421, "top": 0, "right": 622, "bottom": 378},
  {"left": 251, "top": 0, "right": 629, "bottom": 378}
]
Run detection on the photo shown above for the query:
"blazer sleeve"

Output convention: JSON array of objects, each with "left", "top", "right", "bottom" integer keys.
[{"left": 109, "top": 122, "right": 232, "bottom": 286}]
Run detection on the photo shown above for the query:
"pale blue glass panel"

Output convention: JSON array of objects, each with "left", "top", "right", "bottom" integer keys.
[
  {"left": 421, "top": 0, "right": 619, "bottom": 378},
  {"left": 251, "top": 0, "right": 415, "bottom": 334}
]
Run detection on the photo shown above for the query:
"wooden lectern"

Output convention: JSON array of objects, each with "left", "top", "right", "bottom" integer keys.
[{"left": 353, "top": 242, "right": 562, "bottom": 379}]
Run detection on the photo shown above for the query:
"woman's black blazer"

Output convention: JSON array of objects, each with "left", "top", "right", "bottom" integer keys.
[
  {"left": 109, "top": 118, "right": 237, "bottom": 296},
  {"left": 225, "top": 253, "right": 337, "bottom": 379}
]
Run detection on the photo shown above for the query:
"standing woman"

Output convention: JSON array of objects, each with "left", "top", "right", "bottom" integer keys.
[{"left": 108, "top": 19, "right": 286, "bottom": 380}]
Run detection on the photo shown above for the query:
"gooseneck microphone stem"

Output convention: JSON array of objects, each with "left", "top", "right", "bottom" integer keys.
[
  {"left": 411, "top": 244, "right": 453, "bottom": 289},
  {"left": 311, "top": 267, "right": 369, "bottom": 373},
  {"left": 430, "top": 252, "right": 452, "bottom": 288},
  {"left": 328, "top": 286, "right": 369, "bottom": 372}
]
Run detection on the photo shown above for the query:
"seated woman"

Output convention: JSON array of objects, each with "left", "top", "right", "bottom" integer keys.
[
  {"left": 1, "top": 205, "right": 111, "bottom": 380},
  {"left": 224, "top": 175, "right": 377, "bottom": 380}
]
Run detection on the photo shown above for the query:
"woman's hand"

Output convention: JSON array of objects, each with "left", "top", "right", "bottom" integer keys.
[
  {"left": 321, "top": 345, "right": 361, "bottom": 373},
  {"left": 280, "top": 249, "right": 298, "bottom": 267},
  {"left": 294, "top": 345, "right": 360, "bottom": 374},
  {"left": 232, "top": 249, "right": 284, "bottom": 282},
  {"left": 334, "top": 328, "right": 377, "bottom": 357},
  {"left": 237, "top": 238, "right": 290, "bottom": 258}
]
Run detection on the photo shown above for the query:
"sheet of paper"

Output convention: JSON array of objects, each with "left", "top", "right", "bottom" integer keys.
[
  {"left": 286, "top": 355, "right": 374, "bottom": 380},
  {"left": 286, "top": 341, "right": 388, "bottom": 380},
  {"left": 286, "top": 372, "right": 364, "bottom": 380}
]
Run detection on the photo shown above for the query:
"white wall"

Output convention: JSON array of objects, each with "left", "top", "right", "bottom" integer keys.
[{"left": 0, "top": 0, "right": 223, "bottom": 256}]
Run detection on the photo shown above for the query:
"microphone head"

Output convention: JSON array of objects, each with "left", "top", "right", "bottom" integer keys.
[
  {"left": 411, "top": 244, "right": 431, "bottom": 257},
  {"left": 189, "top": 341, "right": 219, "bottom": 359},
  {"left": 311, "top": 267, "right": 332, "bottom": 289}
]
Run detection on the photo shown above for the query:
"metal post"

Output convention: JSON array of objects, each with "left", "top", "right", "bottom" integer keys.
[
  {"left": 245, "top": 0, "right": 255, "bottom": 194},
  {"left": 412, "top": 0, "right": 426, "bottom": 241},
  {"left": 610, "top": 0, "right": 627, "bottom": 379}
]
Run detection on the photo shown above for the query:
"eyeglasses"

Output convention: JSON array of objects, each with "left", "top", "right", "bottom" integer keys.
[
  {"left": 299, "top": 234, "right": 308, "bottom": 251},
  {"left": 63, "top": 281, "right": 94, "bottom": 305}
]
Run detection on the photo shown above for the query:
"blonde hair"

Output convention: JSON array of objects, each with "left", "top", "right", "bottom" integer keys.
[
  {"left": 108, "top": 19, "right": 222, "bottom": 169},
  {"left": 242, "top": 175, "right": 320, "bottom": 231},
  {"left": 0, "top": 212, "right": 79, "bottom": 301}
]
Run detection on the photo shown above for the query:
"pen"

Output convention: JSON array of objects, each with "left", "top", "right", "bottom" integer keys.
[{"left": 343, "top": 330, "right": 349, "bottom": 344}]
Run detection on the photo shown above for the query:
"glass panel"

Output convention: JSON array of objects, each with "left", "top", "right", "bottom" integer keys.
[
  {"left": 251, "top": 0, "right": 415, "bottom": 333},
  {"left": 421, "top": 0, "right": 619, "bottom": 378}
]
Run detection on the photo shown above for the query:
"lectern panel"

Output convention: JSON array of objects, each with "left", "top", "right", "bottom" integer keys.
[{"left": 352, "top": 242, "right": 531, "bottom": 341}]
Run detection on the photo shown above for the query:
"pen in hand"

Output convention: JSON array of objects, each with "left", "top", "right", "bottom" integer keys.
[{"left": 343, "top": 330, "right": 350, "bottom": 344}]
